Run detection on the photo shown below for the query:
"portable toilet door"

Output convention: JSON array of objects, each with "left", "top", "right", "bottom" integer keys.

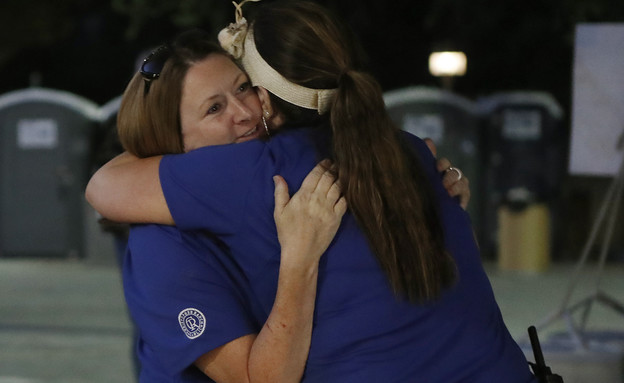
[
  {"left": 0, "top": 88, "right": 100, "bottom": 258},
  {"left": 384, "top": 86, "right": 484, "bottom": 245},
  {"left": 477, "top": 91, "right": 565, "bottom": 269}
]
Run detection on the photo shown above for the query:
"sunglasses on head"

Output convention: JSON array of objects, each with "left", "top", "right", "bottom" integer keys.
[{"left": 140, "top": 44, "right": 171, "bottom": 95}]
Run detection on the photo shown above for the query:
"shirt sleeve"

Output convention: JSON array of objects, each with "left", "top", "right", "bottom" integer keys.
[
  {"left": 123, "top": 224, "right": 258, "bottom": 379},
  {"left": 159, "top": 139, "right": 270, "bottom": 233}
]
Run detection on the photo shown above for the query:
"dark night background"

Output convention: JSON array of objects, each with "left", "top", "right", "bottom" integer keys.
[
  {"left": 1, "top": 0, "right": 624, "bottom": 259},
  {"left": 2, "top": 0, "right": 623, "bottom": 114}
]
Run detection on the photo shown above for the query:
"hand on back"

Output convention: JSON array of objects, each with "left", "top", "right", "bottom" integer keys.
[
  {"left": 425, "top": 138, "right": 471, "bottom": 210},
  {"left": 273, "top": 160, "right": 347, "bottom": 267}
]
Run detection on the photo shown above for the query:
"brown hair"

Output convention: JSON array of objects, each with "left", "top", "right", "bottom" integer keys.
[
  {"left": 117, "top": 29, "right": 229, "bottom": 158},
  {"left": 252, "top": 1, "right": 456, "bottom": 302}
]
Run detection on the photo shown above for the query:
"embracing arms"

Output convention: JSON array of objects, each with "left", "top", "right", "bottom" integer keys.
[
  {"left": 86, "top": 145, "right": 469, "bottom": 226},
  {"left": 85, "top": 152, "right": 173, "bottom": 224},
  {"left": 194, "top": 163, "right": 346, "bottom": 382}
]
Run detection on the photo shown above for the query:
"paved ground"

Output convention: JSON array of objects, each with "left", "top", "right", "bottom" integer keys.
[
  {"left": 0, "top": 257, "right": 134, "bottom": 383},
  {"left": 2, "top": 252, "right": 624, "bottom": 382}
]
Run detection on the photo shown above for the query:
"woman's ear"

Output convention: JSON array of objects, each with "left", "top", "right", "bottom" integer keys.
[
  {"left": 256, "top": 86, "right": 284, "bottom": 128},
  {"left": 256, "top": 86, "right": 272, "bottom": 117}
]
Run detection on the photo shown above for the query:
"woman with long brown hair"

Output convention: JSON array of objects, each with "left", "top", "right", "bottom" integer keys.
[{"left": 87, "top": 1, "right": 531, "bottom": 382}]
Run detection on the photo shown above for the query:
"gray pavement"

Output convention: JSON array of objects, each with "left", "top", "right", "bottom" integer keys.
[
  {"left": 0, "top": 257, "right": 135, "bottom": 383},
  {"left": 2, "top": 252, "right": 624, "bottom": 382}
]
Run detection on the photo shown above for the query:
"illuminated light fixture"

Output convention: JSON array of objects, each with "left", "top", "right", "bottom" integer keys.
[{"left": 428, "top": 51, "right": 467, "bottom": 77}]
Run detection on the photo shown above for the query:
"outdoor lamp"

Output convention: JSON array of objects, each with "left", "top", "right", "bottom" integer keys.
[{"left": 429, "top": 51, "right": 467, "bottom": 90}]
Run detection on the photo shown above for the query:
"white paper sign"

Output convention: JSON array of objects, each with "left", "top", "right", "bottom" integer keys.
[
  {"left": 569, "top": 23, "right": 624, "bottom": 176},
  {"left": 17, "top": 119, "right": 59, "bottom": 149},
  {"left": 502, "top": 109, "right": 542, "bottom": 141},
  {"left": 401, "top": 113, "right": 445, "bottom": 144}
]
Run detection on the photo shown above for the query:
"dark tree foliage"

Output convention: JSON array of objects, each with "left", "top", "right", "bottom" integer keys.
[{"left": 0, "top": 0, "right": 622, "bottom": 107}]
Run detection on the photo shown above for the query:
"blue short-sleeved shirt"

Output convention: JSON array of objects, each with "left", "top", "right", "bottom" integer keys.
[
  {"left": 159, "top": 127, "right": 538, "bottom": 383},
  {"left": 123, "top": 224, "right": 259, "bottom": 382}
]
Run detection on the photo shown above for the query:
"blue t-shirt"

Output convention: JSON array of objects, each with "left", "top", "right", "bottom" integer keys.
[
  {"left": 123, "top": 224, "right": 260, "bottom": 382},
  {"left": 159, "top": 127, "right": 537, "bottom": 383}
]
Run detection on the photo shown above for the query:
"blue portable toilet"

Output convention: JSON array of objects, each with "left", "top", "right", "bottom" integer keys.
[
  {"left": 477, "top": 91, "right": 565, "bottom": 270},
  {"left": 0, "top": 88, "right": 100, "bottom": 258},
  {"left": 384, "top": 86, "right": 484, "bottom": 245}
]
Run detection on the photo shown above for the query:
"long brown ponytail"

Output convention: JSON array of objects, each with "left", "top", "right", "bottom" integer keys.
[
  {"left": 332, "top": 69, "right": 455, "bottom": 302},
  {"left": 252, "top": 1, "right": 456, "bottom": 302}
]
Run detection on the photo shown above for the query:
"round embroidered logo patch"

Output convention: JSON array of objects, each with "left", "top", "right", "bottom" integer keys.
[{"left": 178, "top": 308, "right": 206, "bottom": 339}]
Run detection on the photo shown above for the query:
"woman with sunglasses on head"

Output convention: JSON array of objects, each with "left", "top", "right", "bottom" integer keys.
[
  {"left": 85, "top": 2, "right": 519, "bottom": 383},
  {"left": 105, "top": 30, "right": 348, "bottom": 383}
]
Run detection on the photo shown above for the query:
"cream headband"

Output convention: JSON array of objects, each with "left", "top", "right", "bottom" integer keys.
[{"left": 218, "top": 0, "right": 337, "bottom": 114}]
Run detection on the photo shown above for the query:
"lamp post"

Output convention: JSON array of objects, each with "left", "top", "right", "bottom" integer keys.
[{"left": 428, "top": 51, "right": 467, "bottom": 91}]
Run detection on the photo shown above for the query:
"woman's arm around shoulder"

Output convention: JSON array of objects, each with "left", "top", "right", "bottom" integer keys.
[
  {"left": 85, "top": 152, "right": 174, "bottom": 224},
  {"left": 195, "top": 161, "right": 346, "bottom": 382}
]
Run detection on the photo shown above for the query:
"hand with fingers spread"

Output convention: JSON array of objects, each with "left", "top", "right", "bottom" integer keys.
[
  {"left": 424, "top": 138, "right": 471, "bottom": 210},
  {"left": 273, "top": 160, "right": 347, "bottom": 267}
]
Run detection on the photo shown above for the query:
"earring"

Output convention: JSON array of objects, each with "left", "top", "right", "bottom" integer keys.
[{"left": 262, "top": 116, "right": 270, "bottom": 137}]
